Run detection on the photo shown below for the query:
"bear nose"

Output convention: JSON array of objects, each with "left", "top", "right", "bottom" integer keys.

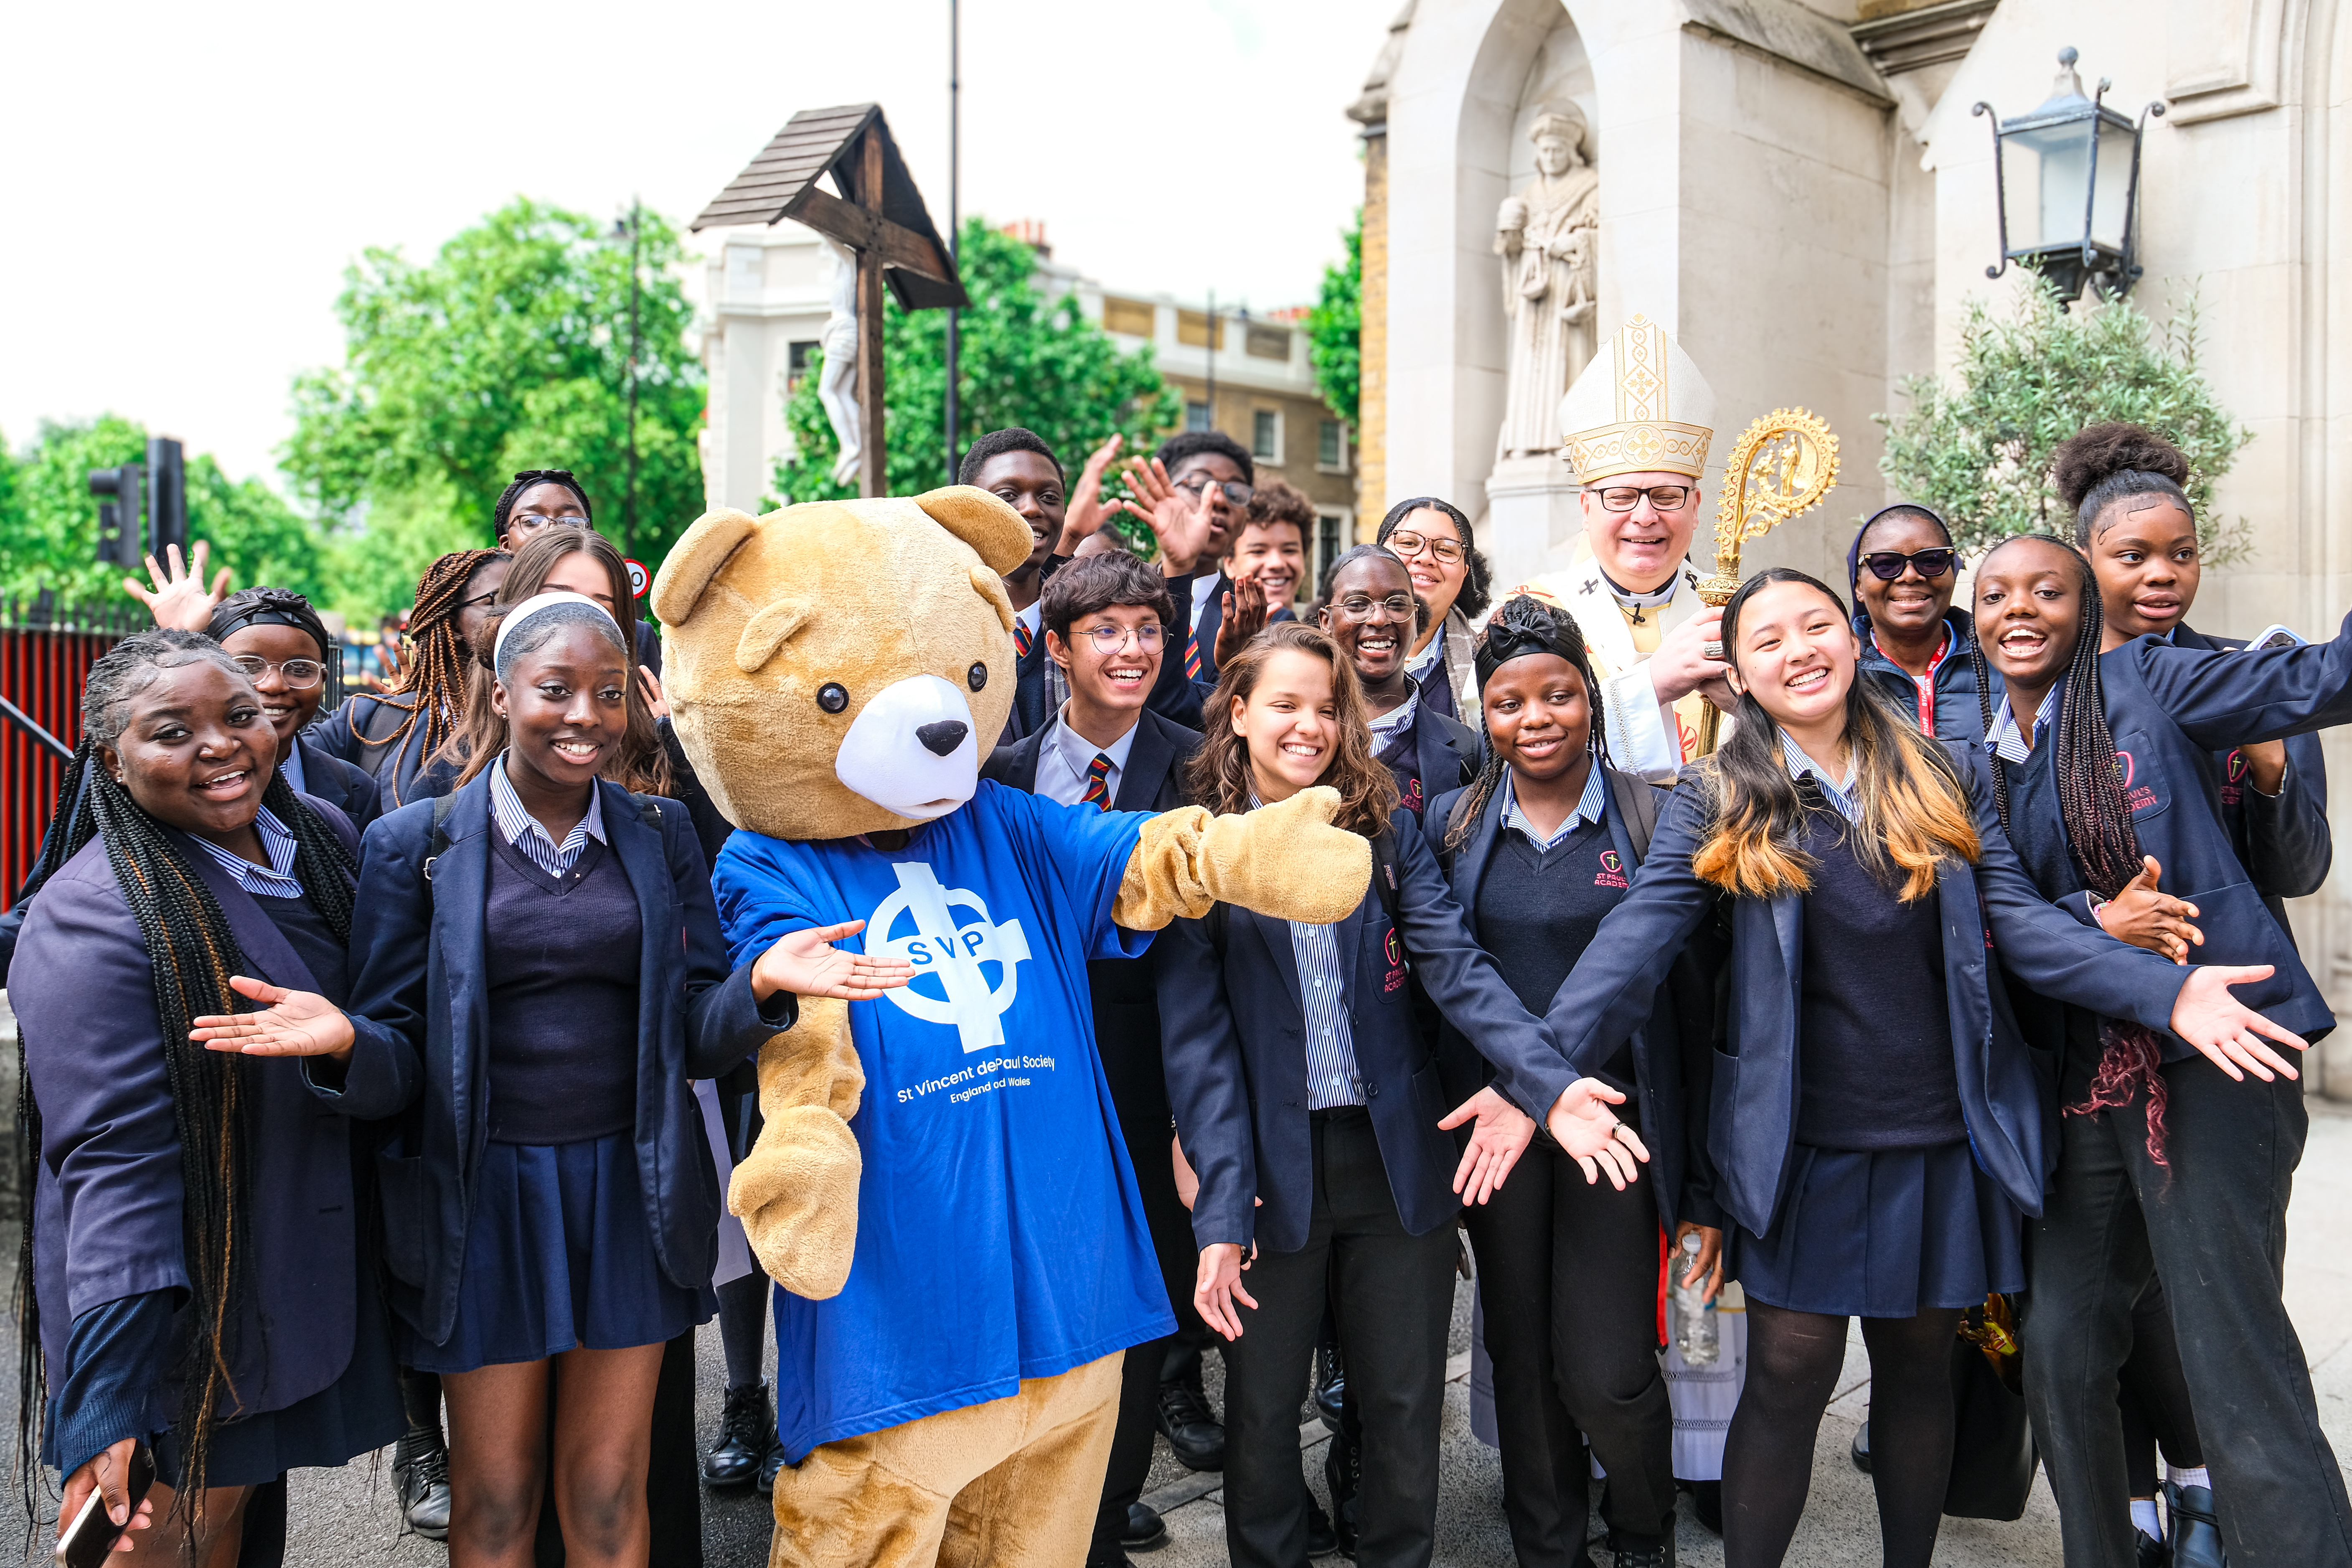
[{"left": 916, "top": 720, "right": 968, "bottom": 757}]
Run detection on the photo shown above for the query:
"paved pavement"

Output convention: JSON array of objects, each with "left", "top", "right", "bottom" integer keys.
[{"left": 8, "top": 1101, "right": 2352, "bottom": 1565}]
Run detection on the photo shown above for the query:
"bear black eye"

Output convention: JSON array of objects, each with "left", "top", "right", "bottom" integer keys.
[
  {"left": 967, "top": 662, "right": 988, "bottom": 692},
  {"left": 816, "top": 683, "right": 849, "bottom": 714}
]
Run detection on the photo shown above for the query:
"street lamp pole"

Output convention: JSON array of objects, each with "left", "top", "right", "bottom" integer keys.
[
  {"left": 945, "top": 0, "right": 961, "bottom": 485},
  {"left": 624, "top": 198, "right": 642, "bottom": 562}
]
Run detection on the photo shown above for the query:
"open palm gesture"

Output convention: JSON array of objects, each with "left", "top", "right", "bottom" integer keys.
[
  {"left": 190, "top": 974, "right": 356, "bottom": 1061},
  {"left": 752, "top": 919, "right": 916, "bottom": 1003},
  {"left": 124, "top": 542, "right": 231, "bottom": 631}
]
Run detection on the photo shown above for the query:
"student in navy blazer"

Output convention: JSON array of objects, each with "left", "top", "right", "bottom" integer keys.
[
  {"left": 980, "top": 551, "right": 1208, "bottom": 1561},
  {"left": 327, "top": 594, "right": 824, "bottom": 1564},
  {"left": 13, "top": 632, "right": 407, "bottom": 1562},
  {"left": 1426, "top": 596, "right": 1725, "bottom": 1568},
  {"left": 1537, "top": 570, "right": 2291, "bottom": 1568},
  {"left": 1970, "top": 521, "right": 2352, "bottom": 1568},
  {"left": 1157, "top": 620, "right": 1640, "bottom": 1568},
  {"left": 1320, "top": 545, "right": 1483, "bottom": 824}
]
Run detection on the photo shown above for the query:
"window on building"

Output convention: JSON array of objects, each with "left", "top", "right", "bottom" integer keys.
[
  {"left": 1316, "top": 511, "right": 1345, "bottom": 593},
  {"left": 787, "top": 340, "right": 820, "bottom": 390},
  {"left": 1186, "top": 400, "right": 1212, "bottom": 433},
  {"left": 1245, "top": 324, "right": 1291, "bottom": 361},
  {"left": 1252, "top": 409, "right": 1281, "bottom": 463},
  {"left": 1318, "top": 419, "right": 1346, "bottom": 470},
  {"left": 1176, "top": 310, "right": 1224, "bottom": 350},
  {"left": 1102, "top": 296, "right": 1156, "bottom": 337}
]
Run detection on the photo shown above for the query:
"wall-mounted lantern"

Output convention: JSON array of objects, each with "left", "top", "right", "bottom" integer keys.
[{"left": 1974, "top": 48, "right": 2165, "bottom": 299}]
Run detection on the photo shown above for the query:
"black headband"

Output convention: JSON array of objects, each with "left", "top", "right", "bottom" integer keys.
[
  {"left": 211, "top": 605, "right": 330, "bottom": 660},
  {"left": 1473, "top": 620, "right": 1563, "bottom": 692}
]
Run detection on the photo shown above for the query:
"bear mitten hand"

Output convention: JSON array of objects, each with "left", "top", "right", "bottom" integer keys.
[
  {"left": 730, "top": 997, "right": 866, "bottom": 1299},
  {"left": 1112, "top": 785, "right": 1373, "bottom": 930}
]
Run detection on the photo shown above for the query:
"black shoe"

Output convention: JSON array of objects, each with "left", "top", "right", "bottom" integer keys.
[
  {"left": 1087, "top": 1554, "right": 1135, "bottom": 1568},
  {"left": 1325, "top": 1431, "right": 1361, "bottom": 1557},
  {"left": 2136, "top": 1526, "right": 2174, "bottom": 1568},
  {"left": 1121, "top": 1502, "right": 1168, "bottom": 1550},
  {"left": 701, "top": 1382, "right": 776, "bottom": 1489},
  {"left": 757, "top": 1439, "right": 786, "bottom": 1495},
  {"left": 393, "top": 1427, "right": 452, "bottom": 1540},
  {"left": 1156, "top": 1380, "right": 1225, "bottom": 1472},
  {"left": 1609, "top": 1532, "right": 1676, "bottom": 1568},
  {"left": 1304, "top": 1485, "right": 1340, "bottom": 1559},
  {"left": 1691, "top": 1480, "right": 1722, "bottom": 1536},
  {"left": 2165, "top": 1483, "right": 2226, "bottom": 1568},
  {"left": 1313, "top": 1344, "right": 1346, "bottom": 1434},
  {"left": 1850, "top": 1419, "right": 1872, "bottom": 1474}
]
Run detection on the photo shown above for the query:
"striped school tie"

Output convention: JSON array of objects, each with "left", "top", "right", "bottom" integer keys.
[
  {"left": 1014, "top": 621, "right": 1033, "bottom": 659},
  {"left": 1081, "top": 752, "right": 1113, "bottom": 810},
  {"left": 1184, "top": 630, "right": 1201, "bottom": 680}
]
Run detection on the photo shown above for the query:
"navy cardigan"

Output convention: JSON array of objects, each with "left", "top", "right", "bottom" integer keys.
[
  {"left": 1156, "top": 806, "right": 1580, "bottom": 1255},
  {"left": 344, "top": 770, "right": 788, "bottom": 1346},
  {"left": 1430, "top": 770, "right": 1726, "bottom": 1233},
  {"left": 1539, "top": 746, "right": 2193, "bottom": 1239},
  {"left": 15, "top": 799, "right": 408, "bottom": 1443}
]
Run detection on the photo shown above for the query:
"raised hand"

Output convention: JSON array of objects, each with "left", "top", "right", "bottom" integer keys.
[
  {"left": 1214, "top": 569, "right": 1271, "bottom": 669},
  {"left": 1055, "top": 434, "right": 1125, "bottom": 554},
  {"left": 1116, "top": 457, "right": 1214, "bottom": 574},
  {"left": 191, "top": 974, "right": 356, "bottom": 1062},
  {"left": 751, "top": 919, "right": 916, "bottom": 1003},
  {"left": 2096, "top": 856, "right": 2200, "bottom": 962},
  {"left": 1545, "top": 1076, "right": 1649, "bottom": 1189},
  {"left": 124, "top": 541, "right": 230, "bottom": 632},
  {"left": 1438, "top": 1084, "right": 1535, "bottom": 1206},
  {"left": 1652, "top": 605, "right": 1732, "bottom": 709},
  {"left": 635, "top": 665, "right": 672, "bottom": 720},
  {"left": 2167, "top": 965, "right": 2308, "bottom": 1082}
]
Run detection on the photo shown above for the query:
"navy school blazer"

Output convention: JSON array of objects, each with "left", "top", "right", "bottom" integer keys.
[
  {"left": 2004, "top": 617, "right": 2352, "bottom": 1056},
  {"left": 343, "top": 768, "right": 789, "bottom": 1347},
  {"left": 1540, "top": 745, "right": 2194, "bottom": 1240},
  {"left": 295, "top": 732, "right": 382, "bottom": 833},
  {"left": 1155, "top": 805, "right": 1580, "bottom": 1255},
  {"left": 1428, "top": 770, "right": 1726, "bottom": 1233},
  {"left": 2169, "top": 623, "right": 2332, "bottom": 915},
  {"left": 1387, "top": 702, "right": 1483, "bottom": 818},
  {"left": 15, "top": 797, "right": 410, "bottom": 1420}
]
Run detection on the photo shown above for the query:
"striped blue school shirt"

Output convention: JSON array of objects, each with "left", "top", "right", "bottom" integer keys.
[
  {"left": 1250, "top": 790, "right": 1364, "bottom": 1111},
  {"left": 1499, "top": 763, "right": 1608, "bottom": 851},
  {"left": 1777, "top": 730, "right": 1862, "bottom": 824},
  {"left": 189, "top": 804, "right": 303, "bottom": 898},
  {"left": 488, "top": 757, "right": 607, "bottom": 878}
]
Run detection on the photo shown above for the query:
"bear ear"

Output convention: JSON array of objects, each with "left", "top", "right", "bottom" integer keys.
[
  {"left": 968, "top": 567, "right": 1014, "bottom": 632},
  {"left": 737, "top": 596, "right": 813, "bottom": 674},
  {"left": 913, "top": 485, "right": 1033, "bottom": 577},
  {"left": 650, "top": 508, "right": 759, "bottom": 627}
]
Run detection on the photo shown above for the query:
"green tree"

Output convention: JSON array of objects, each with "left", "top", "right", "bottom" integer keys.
[
  {"left": 283, "top": 197, "right": 705, "bottom": 611},
  {"left": 0, "top": 417, "right": 324, "bottom": 607},
  {"left": 1305, "top": 212, "right": 1361, "bottom": 429},
  {"left": 1877, "top": 280, "right": 2253, "bottom": 559},
  {"left": 775, "top": 219, "right": 1179, "bottom": 544}
]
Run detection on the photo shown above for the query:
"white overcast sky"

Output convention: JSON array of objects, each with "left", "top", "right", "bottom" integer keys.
[{"left": 1, "top": 0, "right": 1386, "bottom": 490}]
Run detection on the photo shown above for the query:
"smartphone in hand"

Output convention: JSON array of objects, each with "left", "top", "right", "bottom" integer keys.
[{"left": 56, "top": 1442, "right": 154, "bottom": 1567}]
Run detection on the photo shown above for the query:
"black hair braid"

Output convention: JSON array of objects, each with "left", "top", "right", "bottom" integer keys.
[
  {"left": 1966, "top": 617, "right": 2009, "bottom": 831},
  {"left": 366, "top": 549, "right": 504, "bottom": 806}
]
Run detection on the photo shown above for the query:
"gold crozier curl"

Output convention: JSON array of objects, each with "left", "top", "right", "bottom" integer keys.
[{"left": 1694, "top": 407, "right": 1841, "bottom": 753}]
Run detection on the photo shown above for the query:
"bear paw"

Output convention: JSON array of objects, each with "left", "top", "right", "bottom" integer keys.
[{"left": 731, "top": 1105, "right": 863, "bottom": 1299}]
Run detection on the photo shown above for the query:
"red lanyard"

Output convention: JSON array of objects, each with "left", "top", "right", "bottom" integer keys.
[{"left": 1874, "top": 625, "right": 1951, "bottom": 734}]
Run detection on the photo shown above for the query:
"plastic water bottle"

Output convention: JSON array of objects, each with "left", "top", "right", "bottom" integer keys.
[{"left": 1671, "top": 1232, "right": 1719, "bottom": 1366}]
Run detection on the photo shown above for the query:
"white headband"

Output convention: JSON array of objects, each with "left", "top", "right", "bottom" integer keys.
[{"left": 492, "top": 590, "right": 620, "bottom": 668}]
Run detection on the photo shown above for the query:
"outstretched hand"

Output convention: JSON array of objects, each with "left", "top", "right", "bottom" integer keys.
[
  {"left": 1438, "top": 1085, "right": 1534, "bottom": 1206},
  {"left": 2168, "top": 965, "right": 2307, "bottom": 1082},
  {"left": 1117, "top": 457, "right": 1214, "bottom": 574},
  {"left": 124, "top": 542, "right": 230, "bottom": 632},
  {"left": 751, "top": 919, "right": 915, "bottom": 1003},
  {"left": 2098, "top": 855, "right": 2200, "bottom": 963},
  {"left": 190, "top": 975, "right": 356, "bottom": 1063},
  {"left": 1545, "top": 1077, "right": 1648, "bottom": 1189},
  {"left": 1055, "top": 434, "right": 1125, "bottom": 554}
]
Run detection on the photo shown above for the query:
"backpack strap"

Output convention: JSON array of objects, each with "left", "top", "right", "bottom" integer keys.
[
  {"left": 1369, "top": 828, "right": 1409, "bottom": 970},
  {"left": 422, "top": 790, "right": 458, "bottom": 882},
  {"left": 1604, "top": 767, "right": 1667, "bottom": 863}
]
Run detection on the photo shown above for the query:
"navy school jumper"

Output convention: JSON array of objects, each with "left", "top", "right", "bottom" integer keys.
[
  {"left": 1155, "top": 805, "right": 1580, "bottom": 1255},
  {"left": 343, "top": 768, "right": 790, "bottom": 1349},
  {"left": 1537, "top": 746, "right": 2193, "bottom": 1240}
]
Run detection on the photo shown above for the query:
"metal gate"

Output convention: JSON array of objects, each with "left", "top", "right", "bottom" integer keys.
[{"left": 1, "top": 598, "right": 142, "bottom": 912}]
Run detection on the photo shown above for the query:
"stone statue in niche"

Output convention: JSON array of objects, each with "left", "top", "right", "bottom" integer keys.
[
  {"left": 1495, "top": 104, "right": 1600, "bottom": 460},
  {"left": 817, "top": 235, "right": 863, "bottom": 487}
]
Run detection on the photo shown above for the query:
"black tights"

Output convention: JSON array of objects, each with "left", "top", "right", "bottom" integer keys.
[{"left": 1722, "top": 1302, "right": 1961, "bottom": 1568}]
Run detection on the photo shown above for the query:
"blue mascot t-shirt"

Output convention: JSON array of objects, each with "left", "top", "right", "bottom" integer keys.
[{"left": 712, "top": 780, "right": 1179, "bottom": 1461}]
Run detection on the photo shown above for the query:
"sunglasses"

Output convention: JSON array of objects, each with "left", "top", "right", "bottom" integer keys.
[{"left": 1861, "top": 548, "right": 1959, "bottom": 581}]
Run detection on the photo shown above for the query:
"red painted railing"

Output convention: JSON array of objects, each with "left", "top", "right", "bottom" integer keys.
[{"left": 1, "top": 599, "right": 143, "bottom": 912}]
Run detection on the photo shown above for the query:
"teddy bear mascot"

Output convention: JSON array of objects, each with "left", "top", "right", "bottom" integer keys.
[{"left": 650, "top": 484, "right": 1373, "bottom": 1568}]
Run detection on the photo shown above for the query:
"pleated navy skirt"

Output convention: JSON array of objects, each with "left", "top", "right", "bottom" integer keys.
[
  {"left": 400, "top": 1131, "right": 715, "bottom": 1374},
  {"left": 1730, "top": 1139, "right": 2023, "bottom": 1319}
]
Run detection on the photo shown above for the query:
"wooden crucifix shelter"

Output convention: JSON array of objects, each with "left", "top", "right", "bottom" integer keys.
[{"left": 692, "top": 104, "right": 967, "bottom": 497}]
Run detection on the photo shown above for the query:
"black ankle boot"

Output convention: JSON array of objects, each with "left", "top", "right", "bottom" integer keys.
[
  {"left": 393, "top": 1427, "right": 451, "bottom": 1540},
  {"left": 701, "top": 1382, "right": 776, "bottom": 1489},
  {"left": 2165, "top": 1482, "right": 2226, "bottom": 1568}
]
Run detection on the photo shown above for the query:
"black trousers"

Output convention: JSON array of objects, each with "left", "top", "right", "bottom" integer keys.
[
  {"left": 1463, "top": 1146, "right": 1674, "bottom": 1565},
  {"left": 1222, "top": 1108, "right": 1458, "bottom": 1568},
  {"left": 2021, "top": 1059, "right": 2352, "bottom": 1568}
]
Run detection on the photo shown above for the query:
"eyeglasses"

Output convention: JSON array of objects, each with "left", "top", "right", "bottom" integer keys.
[
  {"left": 1334, "top": 592, "right": 1415, "bottom": 620},
  {"left": 509, "top": 512, "right": 588, "bottom": 534},
  {"left": 231, "top": 655, "right": 326, "bottom": 689},
  {"left": 1078, "top": 624, "right": 1166, "bottom": 654},
  {"left": 1385, "top": 530, "right": 1465, "bottom": 566},
  {"left": 1173, "top": 477, "right": 1255, "bottom": 508},
  {"left": 1591, "top": 485, "right": 1694, "bottom": 512},
  {"left": 1861, "top": 548, "right": 1960, "bottom": 581}
]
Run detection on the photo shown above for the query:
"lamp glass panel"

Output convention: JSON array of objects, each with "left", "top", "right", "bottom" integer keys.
[
  {"left": 2087, "top": 116, "right": 2136, "bottom": 250},
  {"left": 2000, "top": 116, "right": 2097, "bottom": 252}
]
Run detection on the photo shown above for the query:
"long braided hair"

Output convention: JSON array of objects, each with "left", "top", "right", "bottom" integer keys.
[
  {"left": 1442, "top": 595, "right": 1610, "bottom": 854},
  {"left": 361, "top": 549, "right": 505, "bottom": 805},
  {"left": 1965, "top": 534, "right": 2171, "bottom": 1160},
  {"left": 14, "top": 631, "right": 358, "bottom": 1520}
]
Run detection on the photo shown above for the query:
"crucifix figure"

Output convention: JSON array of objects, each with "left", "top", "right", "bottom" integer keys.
[{"left": 694, "top": 103, "right": 968, "bottom": 497}]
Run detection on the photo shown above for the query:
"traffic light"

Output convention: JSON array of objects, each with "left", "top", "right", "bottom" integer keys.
[
  {"left": 89, "top": 463, "right": 144, "bottom": 569},
  {"left": 147, "top": 438, "right": 187, "bottom": 559}
]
